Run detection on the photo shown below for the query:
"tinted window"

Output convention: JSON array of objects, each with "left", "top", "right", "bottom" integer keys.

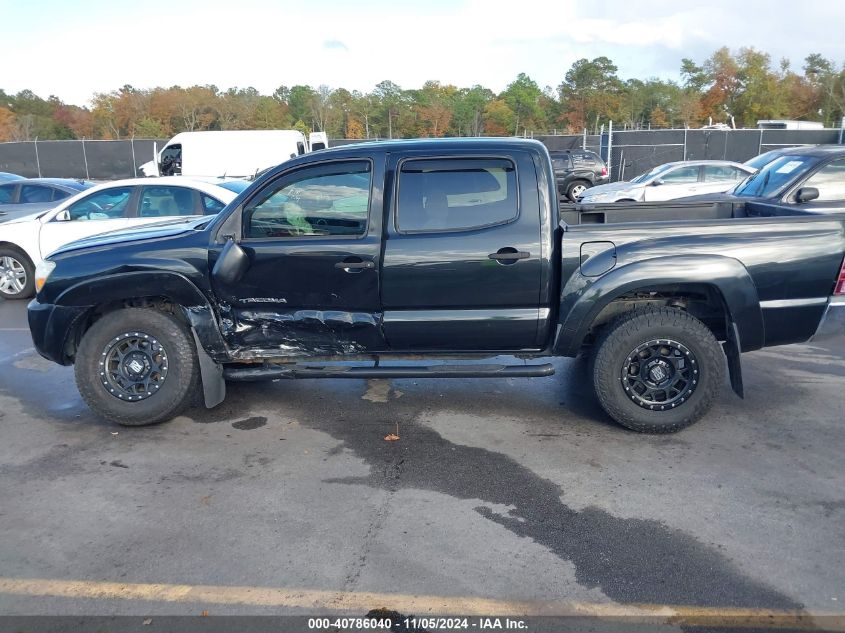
[
  {"left": 139, "top": 186, "right": 196, "bottom": 217},
  {"left": 702, "top": 165, "right": 745, "bottom": 182},
  {"left": 571, "top": 152, "right": 596, "bottom": 166},
  {"left": 202, "top": 194, "right": 226, "bottom": 215},
  {"left": 398, "top": 158, "right": 517, "bottom": 233},
  {"left": 68, "top": 187, "right": 133, "bottom": 220},
  {"left": 0, "top": 184, "right": 16, "bottom": 204},
  {"left": 660, "top": 165, "right": 699, "bottom": 184},
  {"left": 52, "top": 188, "right": 72, "bottom": 201},
  {"left": 244, "top": 161, "right": 371, "bottom": 238},
  {"left": 20, "top": 185, "right": 53, "bottom": 203},
  {"left": 800, "top": 158, "right": 845, "bottom": 201}
]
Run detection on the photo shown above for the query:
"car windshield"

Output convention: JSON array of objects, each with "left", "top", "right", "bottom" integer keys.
[
  {"left": 218, "top": 181, "right": 251, "bottom": 193},
  {"left": 743, "top": 151, "right": 784, "bottom": 171},
  {"left": 733, "top": 155, "right": 817, "bottom": 198},
  {"left": 630, "top": 164, "right": 673, "bottom": 184}
]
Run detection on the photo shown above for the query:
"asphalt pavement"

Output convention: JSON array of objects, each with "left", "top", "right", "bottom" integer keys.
[{"left": 0, "top": 297, "right": 843, "bottom": 631}]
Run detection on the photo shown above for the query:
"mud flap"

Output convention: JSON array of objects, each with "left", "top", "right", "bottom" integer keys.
[
  {"left": 191, "top": 327, "right": 225, "bottom": 408},
  {"left": 722, "top": 321, "right": 744, "bottom": 398}
]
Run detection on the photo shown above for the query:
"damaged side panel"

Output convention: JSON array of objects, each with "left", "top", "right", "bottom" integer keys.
[{"left": 218, "top": 303, "right": 386, "bottom": 359}]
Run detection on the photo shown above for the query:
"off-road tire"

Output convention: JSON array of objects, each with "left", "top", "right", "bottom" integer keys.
[
  {"left": 75, "top": 308, "right": 199, "bottom": 426},
  {"left": 592, "top": 307, "right": 725, "bottom": 433}
]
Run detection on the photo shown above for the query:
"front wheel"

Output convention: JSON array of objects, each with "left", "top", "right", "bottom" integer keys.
[
  {"left": 0, "top": 248, "right": 35, "bottom": 300},
  {"left": 592, "top": 307, "right": 725, "bottom": 433},
  {"left": 74, "top": 308, "right": 200, "bottom": 426}
]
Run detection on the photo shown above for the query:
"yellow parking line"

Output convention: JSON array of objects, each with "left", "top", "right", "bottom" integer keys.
[{"left": 0, "top": 577, "right": 842, "bottom": 630}]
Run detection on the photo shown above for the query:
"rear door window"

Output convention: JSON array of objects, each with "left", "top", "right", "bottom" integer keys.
[
  {"left": 397, "top": 158, "right": 518, "bottom": 233},
  {"left": 139, "top": 186, "right": 197, "bottom": 217},
  {"left": 703, "top": 165, "right": 746, "bottom": 182},
  {"left": 20, "top": 185, "right": 54, "bottom": 203}
]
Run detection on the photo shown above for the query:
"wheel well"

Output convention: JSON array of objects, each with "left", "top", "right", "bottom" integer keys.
[
  {"left": 567, "top": 179, "right": 590, "bottom": 189},
  {"left": 585, "top": 284, "right": 730, "bottom": 345},
  {"left": 0, "top": 242, "right": 33, "bottom": 265},
  {"left": 64, "top": 296, "right": 188, "bottom": 363}
]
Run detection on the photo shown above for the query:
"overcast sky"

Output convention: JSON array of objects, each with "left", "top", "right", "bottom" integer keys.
[{"left": 2, "top": 0, "right": 843, "bottom": 106}]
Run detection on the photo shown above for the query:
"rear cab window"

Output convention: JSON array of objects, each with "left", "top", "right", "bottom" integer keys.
[{"left": 396, "top": 158, "right": 518, "bottom": 233}]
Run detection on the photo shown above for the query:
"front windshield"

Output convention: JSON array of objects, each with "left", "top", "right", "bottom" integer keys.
[
  {"left": 733, "top": 155, "right": 817, "bottom": 198},
  {"left": 630, "top": 163, "right": 673, "bottom": 184}
]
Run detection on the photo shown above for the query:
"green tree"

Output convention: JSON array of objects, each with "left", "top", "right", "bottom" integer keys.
[{"left": 501, "top": 73, "right": 543, "bottom": 135}]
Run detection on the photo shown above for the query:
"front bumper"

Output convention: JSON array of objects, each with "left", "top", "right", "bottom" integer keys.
[
  {"left": 808, "top": 297, "right": 845, "bottom": 343},
  {"left": 27, "top": 299, "right": 88, "bottom": 365}
]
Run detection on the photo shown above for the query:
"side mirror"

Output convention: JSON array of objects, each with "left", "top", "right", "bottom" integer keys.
[
  {"left": 652, "top": 179, "right": 665, "bottom": 186},
  {"left": 55, "top": 209, "right": 70, "bottom": 221},
  {"left": 795, "top": 187, "right": 819, "bottom": 203},
  {"left": 211, "top": 237, "right": 249, "bottom": 285}
]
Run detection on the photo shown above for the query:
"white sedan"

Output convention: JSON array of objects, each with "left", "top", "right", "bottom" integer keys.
[
  {"left": 577, "top": 160, "right": 755, "bottom": 204},
  {"left": 0, "top": 177, "right": 248, "bottom": 299}
]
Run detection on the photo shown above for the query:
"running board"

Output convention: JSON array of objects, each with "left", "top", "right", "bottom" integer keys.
[{"left": 223, "top": 363, "right": 556, "bottom": 382}]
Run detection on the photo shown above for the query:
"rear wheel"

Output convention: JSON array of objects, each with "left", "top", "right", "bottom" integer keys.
[
  {"left": 75, "top": 308, "right": 199, "bottom": 426},
  {"left": 566, "top": 180, "right": 591, "bottom": 202},
  {"left": 0, "top": 248, "right": 35, "bottom": 300},
  {"left": 592, "top": 307, "right": 725, "bottom": 433}
]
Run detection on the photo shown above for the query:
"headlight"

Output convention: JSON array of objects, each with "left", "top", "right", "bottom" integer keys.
[{"left": 34, "top": 260, "right": 56, "bottom": 293}]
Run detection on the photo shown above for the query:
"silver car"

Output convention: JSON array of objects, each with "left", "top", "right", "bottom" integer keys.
[
  {"left": 578, "top": 160, "right": 755, "bottom": 204},
  {"left": 0, "top": 178, "right": 96, "bottom": 223}
]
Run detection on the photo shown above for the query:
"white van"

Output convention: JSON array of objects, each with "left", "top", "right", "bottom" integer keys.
[
  {"left": 756, "top": 120, "right": 825, "bottom": 130},
  {"left": 138, "top": 130, "right": 330, "bottom": 178}
]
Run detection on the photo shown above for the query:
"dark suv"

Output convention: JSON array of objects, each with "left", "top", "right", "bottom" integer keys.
[{"left": 549, "top": 150, "right": 609, "bottom": 202}]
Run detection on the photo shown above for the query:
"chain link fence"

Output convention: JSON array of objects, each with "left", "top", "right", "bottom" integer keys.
[
  {"left": 0, "top": 139, "right": 164, "bottom": 180},
  {"left": 1, "top": 129, "right": 842, "bottom": 182},
  {"left": 535, "top": 127, "right": 843, "bottom": 182}
]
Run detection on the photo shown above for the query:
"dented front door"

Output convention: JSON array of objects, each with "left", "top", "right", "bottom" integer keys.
[{"left": 213, "top": 157, "right": 386, "bottom": 358}]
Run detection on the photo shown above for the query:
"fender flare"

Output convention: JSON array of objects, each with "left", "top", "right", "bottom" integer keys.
[
  {"left": 554, "top": 254, "right": 764, "bottom": 357},
  {"left": 56, "top": 271, "right": 228, "bottom": 408}
]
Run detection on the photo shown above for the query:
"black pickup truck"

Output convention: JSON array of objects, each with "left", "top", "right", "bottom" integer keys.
[{"left": 27, "top": 139, "right": 845, "bottom": 433}]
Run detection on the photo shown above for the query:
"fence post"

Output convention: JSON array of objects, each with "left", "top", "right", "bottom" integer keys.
[
  {"left": 131, "top": 137, "right": 137, "bottom": 176},
  {"left": 607, "top": 120, "right": 613, "bottom": 181},
  {"left": 758, "top": 129, "right": 764, "bottom": 154},
  {"left": 683, "top": 128, "right": 687, "bottom": 160},
  {"left": 582, "top": 128, "right": 587, "bottom": 150},
  {"left": 82, "top": 138, "right": 90, "bottom": 180},
  {"left": 34, "top": 138, "right": 42, "bottom": 178}
]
